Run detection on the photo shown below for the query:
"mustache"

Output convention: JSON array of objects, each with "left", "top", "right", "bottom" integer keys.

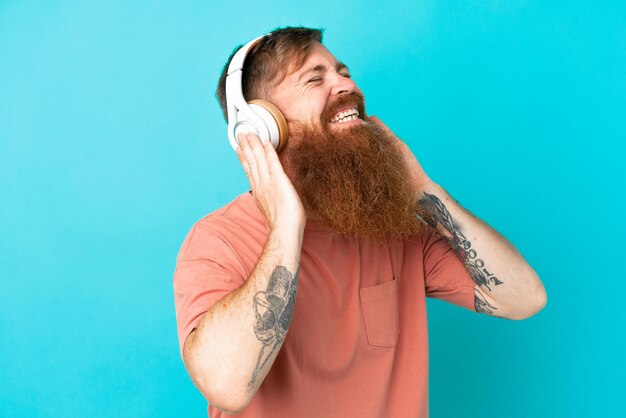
[{"left": 320, "top": 92, "right": 367, "bottom": 124}]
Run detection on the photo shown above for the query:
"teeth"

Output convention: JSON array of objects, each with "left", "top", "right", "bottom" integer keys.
[
  {"left": 331, "top": 108, "right": 359, "bottom": 123},
  {"left": 333, "top": 114, "right": 358, "bottom": 124}
]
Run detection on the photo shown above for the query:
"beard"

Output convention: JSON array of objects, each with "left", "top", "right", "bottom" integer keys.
[{"left": 280, "top": 92, "right": 425, "bottom": 241}]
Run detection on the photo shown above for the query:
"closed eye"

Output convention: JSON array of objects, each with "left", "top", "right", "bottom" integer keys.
[{"left": 307, "top": 73, "right": 351, "bottom": 84}]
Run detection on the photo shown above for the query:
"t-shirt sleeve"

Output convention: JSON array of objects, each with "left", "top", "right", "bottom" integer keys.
[
  {"left": 422, "top": 225, "right": 476, "bottom": 312},
  {"left": 173, "top": 223, "right": 246, "bottom": 357}
]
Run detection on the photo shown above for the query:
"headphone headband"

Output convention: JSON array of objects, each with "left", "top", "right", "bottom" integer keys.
[
  {"left": 227, "top": 35, "right": 266, "bottom": 76},
  {"left": 225, "top": 35, "right": 267, "bottom": 132},
  {"left": 224, "top": 33, "right": 289, "bottom": 153}
]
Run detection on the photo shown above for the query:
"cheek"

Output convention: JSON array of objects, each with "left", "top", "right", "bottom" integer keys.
[
  {"left": 284, "top": 101, "right": 308, "bottom": 120},
  {"left": 306, "top": 92, "right": 328, "bottom": 121},
  {"left": 283, "top": 92, "right": 328, "bottom": 125},
  {"left": 293, "top": 108, "right": 322, "bottom": 126}
]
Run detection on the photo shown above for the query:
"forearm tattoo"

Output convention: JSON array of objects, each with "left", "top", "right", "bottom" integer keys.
[
  {"left": 417, "top": 191, "right": 503, "bottom": 315},
  {"left": 247, "top": 265, "right": 299, "bottom": 393},
  {"left": 474, "top": 288, "right": 497, "bottom": 315}
]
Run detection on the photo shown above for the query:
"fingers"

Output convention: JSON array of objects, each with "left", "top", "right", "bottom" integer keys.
[
  {"left": 235, "top": 139, "right": 251, "bottom": 179},
  {"left": 237, "top": 134, "right": 258, "bottom": 184},
  {"left": 249, "top": 134, "right": 270, "bottom": 180},
  {"left": 236, "top": 132, "right": 273, "bottom": 186},
  {"left": 236, "top": 133, "right": 305, "bottom": 228},
  {"left": 263, "top": 140, "right": 286, "bottom": 176}
]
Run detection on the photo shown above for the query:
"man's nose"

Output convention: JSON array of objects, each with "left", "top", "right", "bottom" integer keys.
[{"left": 330, "top": 72, "right": 357, "bottom": 96}]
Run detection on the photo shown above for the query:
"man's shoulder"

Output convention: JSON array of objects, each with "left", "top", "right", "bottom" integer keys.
[
  {"left": 175, "top": 192, "right": 265, "bottom": 261},
  {"left": 188, "top": 191, "right": 266, "bottom": 243},
  {"left": 197, "top": 192, "right": 249, "bottom": 222}
]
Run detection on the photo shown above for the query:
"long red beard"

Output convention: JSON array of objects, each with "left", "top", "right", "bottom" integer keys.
[{"left": 281, "top": 112, "right": 425, "bottom": 241}]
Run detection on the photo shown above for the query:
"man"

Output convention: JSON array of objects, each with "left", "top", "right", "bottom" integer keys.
[{"left": 173, "top": 27, "right": 547, "bottom": 417}]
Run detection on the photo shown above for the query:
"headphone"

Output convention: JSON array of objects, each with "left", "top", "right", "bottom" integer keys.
[{"left": 225, "top": 34, "right": 289, "bottom": 153}]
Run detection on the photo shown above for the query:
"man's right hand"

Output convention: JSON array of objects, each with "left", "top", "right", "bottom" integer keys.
[
  {"left": 182, "top": 133, "right": 305, "bottom": 412},
  {"left": 235, "top": 132, "right": 306, "bottom": 231}
]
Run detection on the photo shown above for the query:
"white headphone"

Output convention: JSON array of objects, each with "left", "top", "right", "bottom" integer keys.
[{"left": 225, "top": 34, "right": 289, "bottom": 152}]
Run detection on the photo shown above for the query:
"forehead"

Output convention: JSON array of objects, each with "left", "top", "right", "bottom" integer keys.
[
  {"left": 295, "top": 43, "right": 341, "bottom": 75},
  {"left": 274, "top": 42, "right": 345, "bottom": 88}
]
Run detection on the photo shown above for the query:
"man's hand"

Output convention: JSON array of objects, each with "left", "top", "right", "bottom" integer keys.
[
  {"left": 366, "top": 117, "right": 547, "bottom": 319},
  {"left": 236, "top": 132, "right": 306, "bottom": 231},
  {"left": 369, "top": 115, "right": 433, "bottom": 195},
  {"left": 185, "top": 131, "right": 306, "bottom": 412}
]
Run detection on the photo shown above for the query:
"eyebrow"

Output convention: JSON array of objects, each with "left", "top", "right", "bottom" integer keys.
[{"left": 298, "top": 61, "right": 350, "bottom": 82}]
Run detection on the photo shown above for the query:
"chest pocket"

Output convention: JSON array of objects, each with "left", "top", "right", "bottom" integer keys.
[{"left": 359, "top": 278, "right": 400, "bottom": 348}]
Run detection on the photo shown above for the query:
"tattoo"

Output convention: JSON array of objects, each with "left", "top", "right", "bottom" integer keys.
[
  {"left": 247, "top": 266, "right": 299, "bottom": 393},
  {"left": 474, "top": 288, "right": 497, "bottom": 314},
  {"left": 417, "top": 191, "right": 503, "bottom": 315}
]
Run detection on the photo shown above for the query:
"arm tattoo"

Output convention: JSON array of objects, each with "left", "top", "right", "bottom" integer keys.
[
  {"left": 247, "top": 265, "right": 299, "bottom": 393},
  {"left": 417, "top": 191, "right": 503, "bottom": 315},
  {"left": 474, "top": 288, "right": 497, "bottom": 315}
]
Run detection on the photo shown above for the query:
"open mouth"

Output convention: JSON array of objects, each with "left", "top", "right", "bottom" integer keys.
[{"left": 330, "top": 107, "right": 362, "bottom": 124}]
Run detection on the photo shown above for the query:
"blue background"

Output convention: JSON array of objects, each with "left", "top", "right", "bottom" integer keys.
[{"left": 1, "top": 1, "right": 624, "bottom": 417}]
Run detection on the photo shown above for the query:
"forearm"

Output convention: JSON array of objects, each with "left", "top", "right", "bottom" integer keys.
[
  {"left": 183, "top": 226, "right": 303, "bottom": 413},
  {"left": 416, "top": 182, "right": 547, "bottom": 319}
]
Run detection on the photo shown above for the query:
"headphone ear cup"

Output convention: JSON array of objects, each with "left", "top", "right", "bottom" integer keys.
[{"left": 248, "top": 99, "right": 289, "bottom": 153}]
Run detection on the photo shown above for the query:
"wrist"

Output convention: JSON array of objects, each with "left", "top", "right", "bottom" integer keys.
[{"left": 269, "top": 221, "right": 305, "bottom": 242}]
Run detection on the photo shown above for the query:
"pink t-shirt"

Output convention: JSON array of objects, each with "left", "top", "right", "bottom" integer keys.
[{"left": 173, "top": 191, "right": 476, "bottom": 417}]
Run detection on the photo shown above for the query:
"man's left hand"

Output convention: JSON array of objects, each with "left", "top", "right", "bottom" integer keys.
[{"left": 369, "top": 115, "right": 433, "bottom": 196}]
